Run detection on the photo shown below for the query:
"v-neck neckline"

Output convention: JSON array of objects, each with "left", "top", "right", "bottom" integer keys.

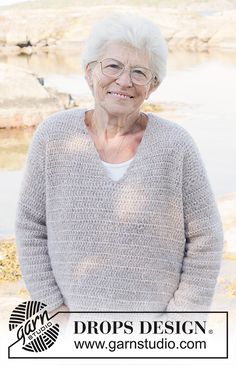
[{"left": 79, "top": 108, "right": 153, "bottom": 186}]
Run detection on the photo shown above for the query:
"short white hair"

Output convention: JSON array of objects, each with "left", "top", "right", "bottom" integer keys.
[{"left": 82, "top": 12, "right": 168, "bottom": 85}]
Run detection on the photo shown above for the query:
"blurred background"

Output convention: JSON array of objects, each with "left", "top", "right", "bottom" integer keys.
[{"left": 0, "top": 0, "right": 235, "bottom": 332}]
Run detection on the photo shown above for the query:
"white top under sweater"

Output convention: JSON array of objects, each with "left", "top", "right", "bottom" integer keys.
[
  {"left": 15, "top": 108, "right": 224, "bottom": 312},
  {"left": 101, "top": 158, "right": 134, "bottom": 181}
]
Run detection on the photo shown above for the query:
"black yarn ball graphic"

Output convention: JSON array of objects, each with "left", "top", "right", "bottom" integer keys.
[{"left": 9, "top": 301, "right": 60, "bottom": 352}]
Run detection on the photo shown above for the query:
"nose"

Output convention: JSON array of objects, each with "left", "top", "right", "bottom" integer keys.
[{"left": 115, "top": 68, "right": 133, "bottom": 87}]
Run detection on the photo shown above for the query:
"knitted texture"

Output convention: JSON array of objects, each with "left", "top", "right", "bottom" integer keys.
[{"left": 15, "top": 108, "right": 224, "bottom": 312}]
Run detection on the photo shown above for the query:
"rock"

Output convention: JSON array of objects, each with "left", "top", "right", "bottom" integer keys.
[
  {"left": 47, "top": 37, "right": 56, "bottom": 46},
  {"left": 0, "top": 64, "right": 48, "bottom": 99},
  {"left": 198, "top": 30, "right": 211, "bottom": 43},
  {"left": 21, "top": 46, "right": 32, "bottom": 55},
  {"left": 0, "top": 64, "right": 69, "bottom": 128},
  {"left": 197, "top": 41, "right": 209, "bottom": 51},
  {"left": 209, "top": 21, "right": 236, "bottom": 49},
  {"left": 0, "top": 6, "right": 236, "bottom": 53},
  {"left": 6, "top": 29, "right": 28, "bottom": 47},
  {"left": 35, "top": 39, "right": 47, "bottom": 47},
  {"left": 45, "top": 87, "right": 75, "bottom": 109}
]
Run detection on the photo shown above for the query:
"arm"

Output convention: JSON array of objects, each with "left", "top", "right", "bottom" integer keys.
[
  {"left": 167, "top": 134, "right": 224, "bottom": 312},
  {"left": 15, "top": 123, "right": 64, "bottom": 312}
]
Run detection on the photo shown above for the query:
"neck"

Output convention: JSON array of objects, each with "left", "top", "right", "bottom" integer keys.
[{"left": 87, "top": 106, "right": 143, "bottom": 140}]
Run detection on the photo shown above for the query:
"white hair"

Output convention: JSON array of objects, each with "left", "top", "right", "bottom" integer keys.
[{"left": 82, "top": 12, "right": 168, "bottom": 85}]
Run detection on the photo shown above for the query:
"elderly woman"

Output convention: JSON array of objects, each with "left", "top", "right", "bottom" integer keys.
[{"left": 15, "top": 14, "right": 223, "bottom": 315}]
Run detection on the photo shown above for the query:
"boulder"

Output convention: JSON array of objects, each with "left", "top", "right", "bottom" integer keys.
[{"left": 0, "top": 64, "right": 72, "bottom": 128}]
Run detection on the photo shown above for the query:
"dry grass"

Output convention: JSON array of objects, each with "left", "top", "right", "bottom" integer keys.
[
  {"left": 224, "top": 253, "right": 236, "bottom": 261},
  {"left": 142, "top": 103, "right": 164, "bottom": 113},
  {"left": 225, "top": 280, "right": 236, "bottom": 298},
  {"left": 142, "top": 102, "right": 180, "bottom": 113},
  {"left": 0, "top": 240, "right": 22, "bottom": 282}
]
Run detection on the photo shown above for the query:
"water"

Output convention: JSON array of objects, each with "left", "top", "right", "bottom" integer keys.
[{"left": 0, "top": 49, "right": 236, "bottom": 238}]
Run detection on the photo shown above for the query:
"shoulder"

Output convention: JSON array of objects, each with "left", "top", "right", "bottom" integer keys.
[
  {"left": 33, "top": 108, "right": 86, "bottom": 142},
  {"left": 147, "top": 112, "right": 197, "bottom": 151}
]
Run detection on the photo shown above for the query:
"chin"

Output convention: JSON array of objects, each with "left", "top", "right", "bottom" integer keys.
[{"left": 103, "top": 103, "right": 136, "bottom": 116}]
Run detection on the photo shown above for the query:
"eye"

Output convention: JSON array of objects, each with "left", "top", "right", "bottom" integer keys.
[
  {"left": 105, "top": 63, "right": 122, "bottom": 70},
  {"left": 101, "top": 59, "right": 123, "bottom": 76},
  {"left": 133, "top": 68, "right": 147, "bottom": 78}
]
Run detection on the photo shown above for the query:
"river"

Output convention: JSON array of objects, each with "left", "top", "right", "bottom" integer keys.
[{"left": 0, "top": 49, "right": 236, "bottom": 239}]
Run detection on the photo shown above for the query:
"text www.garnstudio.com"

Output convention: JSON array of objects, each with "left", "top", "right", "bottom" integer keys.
[{"left": 74, "top": 338, "right": 206, "bottom": 352}]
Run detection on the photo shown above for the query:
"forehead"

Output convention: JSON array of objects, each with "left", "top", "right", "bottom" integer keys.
[{"left": 101, "top": 42, "right": 150, "bottom": 68}]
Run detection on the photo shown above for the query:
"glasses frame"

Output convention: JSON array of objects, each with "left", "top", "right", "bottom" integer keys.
[{"left": 89, "top": 58, "right": 159, "bottom": 86}]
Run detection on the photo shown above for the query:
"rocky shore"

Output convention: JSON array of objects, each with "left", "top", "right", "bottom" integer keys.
[
  {"left": 0, "top": 3, "right": 236, "bottom": 55},
  {"left": 1, "top": 2, "right": 236, "bottom": 128},
  {"left": 0, "top": 63, "right": 80, "bottom": 128}
]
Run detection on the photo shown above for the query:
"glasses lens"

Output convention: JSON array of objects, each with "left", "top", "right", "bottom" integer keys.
[
  {"left": 131, "top": 67, "right": 152, "bottom": 85},
  {"left": 100, "top": 58, "right": 153, "bottom": 85},
  {"left": 101, "top": 59, "right": 123, "bottom": 77}
]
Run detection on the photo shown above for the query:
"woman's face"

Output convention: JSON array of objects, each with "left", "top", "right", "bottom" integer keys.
[{"left": 85, "top": 43, "right": 157, "bottom": 117}]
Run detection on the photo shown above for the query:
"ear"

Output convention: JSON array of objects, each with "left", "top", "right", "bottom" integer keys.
[
  {"left": 145, "top": 78, "right": 159, "bottom": 99},
  {"left": 85, "top": 63, "right": 93, "bottom": 87}
]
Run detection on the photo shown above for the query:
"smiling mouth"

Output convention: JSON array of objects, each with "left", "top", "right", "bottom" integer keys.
[{"left": 108, "top": 92, "right": 134, "bottom": 99}]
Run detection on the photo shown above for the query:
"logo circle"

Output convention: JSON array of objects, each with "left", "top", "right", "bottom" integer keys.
[{"left": 9, "top": 301, "right": 60, "bottom": 352}]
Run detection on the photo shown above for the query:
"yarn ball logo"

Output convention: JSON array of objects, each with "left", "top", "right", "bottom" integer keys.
[{"left": 9, "top": 301, "right": 60, "bottom": 352}]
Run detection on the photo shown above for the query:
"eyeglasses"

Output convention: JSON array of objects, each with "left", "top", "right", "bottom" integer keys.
[{"left": 91, "top": 58, "right": 158, "bottom": 86}]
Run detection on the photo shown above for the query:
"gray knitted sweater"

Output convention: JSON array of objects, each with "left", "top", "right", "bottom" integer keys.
[{"left": 15, "top": 108, "right": 223, "bottom": 312}]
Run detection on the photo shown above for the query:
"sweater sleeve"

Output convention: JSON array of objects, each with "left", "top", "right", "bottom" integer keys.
[
  {"left": 15, "top": 123, "right": 64, "bottom": 312},
  {"left": 166, "top": 133, "right": 224, "bottom": 313}
]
